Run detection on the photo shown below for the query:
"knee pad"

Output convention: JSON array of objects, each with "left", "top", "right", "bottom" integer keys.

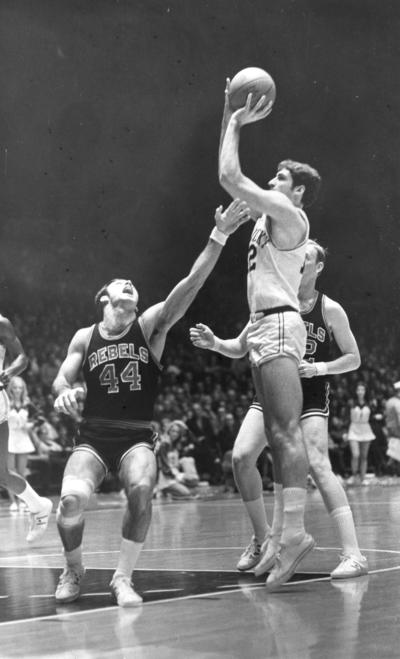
[
  {"left": 57, "top": 475, "right": 94, "bottom": 527},
  {"left": 56, "top": 507, "right": 84, "bottom": 528}
]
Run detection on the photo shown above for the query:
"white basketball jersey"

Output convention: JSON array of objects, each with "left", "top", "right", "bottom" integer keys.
[{"left": 247, "top": 211, "right": 309, "bottom": 313}]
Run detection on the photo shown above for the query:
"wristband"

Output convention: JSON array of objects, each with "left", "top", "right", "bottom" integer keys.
[
  {"left": 210, "top": 226, "right": 228, "bottom": 246},
  {"left": 314, "top": 362, "right": 328, "bottom": 377}
]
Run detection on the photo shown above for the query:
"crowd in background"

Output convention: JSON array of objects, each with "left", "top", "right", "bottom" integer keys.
[{"left": 3, "top": 301, "right": 400, "bottom": 501}]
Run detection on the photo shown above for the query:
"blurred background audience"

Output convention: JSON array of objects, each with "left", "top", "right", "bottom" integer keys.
[{"left": 2, "top": 300, "right": 400, "bottom": 500}]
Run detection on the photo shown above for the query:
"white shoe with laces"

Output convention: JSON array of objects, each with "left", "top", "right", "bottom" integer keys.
[
  {"left": 330, "top": 554, "right": 368, "bottom": 579},
  {"left": 265, "top": 533, "right": 316, "bottom": 591},
  {"left": 26, "top": 497, "right": 53, "bottom": 542},
  {"left": 110, "top": 574, "right": 143, "bottom": 607},
  {"left": 236, "top": 536, "right": 262, "bottom": 571},
  {"left": 55, "top": 565, "right": 86, "bottom": 603},
  {"left": 254, "top": 534, "right": 280, "bottom": 577}
]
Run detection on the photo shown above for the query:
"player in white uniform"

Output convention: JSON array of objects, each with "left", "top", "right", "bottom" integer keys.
[
  {"left": 219, "top": 85, "right": 321, "bottom": 589},
  {"left": 0, "top": 315, "right": 52, "bottom": 541},
  {"left": 191, "top": 240, "right": 368, "bottom": 580}
]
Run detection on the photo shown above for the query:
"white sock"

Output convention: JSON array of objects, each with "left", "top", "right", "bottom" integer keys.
[
  {"left": 17, "top": 482, "right": 44, "bottom": 513},
  {"left": 243, "top": 496, "right": 270, "bottom": 543},
  {"left": 330, "top": 505, "right": 362, "bottom": 558},
  {"left": 271, "top": 483, "right": 284, "bottom": 538},
  {"left": 114, "top": 538, "right": 143, "bottom": 580},
  {"left": 65, "top": 546, "right": 83, "bottom": 569},
  {"left": 281, "top": 487, "right": 306, "bottom": 544}
]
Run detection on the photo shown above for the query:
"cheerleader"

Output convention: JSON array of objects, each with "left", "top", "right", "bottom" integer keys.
[{"left": 347, "top": 383, "right": 375, "bottom": 485}]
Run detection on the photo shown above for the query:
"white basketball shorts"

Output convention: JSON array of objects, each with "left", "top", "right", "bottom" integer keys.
[{"left": 246, "top": 310, "right": 306, "bottom": 367}]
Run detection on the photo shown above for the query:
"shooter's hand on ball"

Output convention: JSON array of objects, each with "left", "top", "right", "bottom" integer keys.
[
  {"left": 232, "top": 93, "right": 273, "bottom": 126},
  {"left": 189, "top": 324, "right": 215, "bottom": 350},
  {"left": 215, "top": 198, "right": 251, "bottom": 235}
]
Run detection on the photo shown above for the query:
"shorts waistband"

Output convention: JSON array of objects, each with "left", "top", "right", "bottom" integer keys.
[
  {"left": 250, "top": 305, "right": 298, "bottom": 323},
  {"left": 81, "top": 417, "right": 153, "bottom": 432}
]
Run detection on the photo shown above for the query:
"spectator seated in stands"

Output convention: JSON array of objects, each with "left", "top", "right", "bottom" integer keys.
[{"left": 156, "top": 420, "right": 200, "bottom": 499}]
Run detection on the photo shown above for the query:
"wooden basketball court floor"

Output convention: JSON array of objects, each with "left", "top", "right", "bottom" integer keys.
[{"left": 0, "top": 484, "right": 399, "bottom": 658}]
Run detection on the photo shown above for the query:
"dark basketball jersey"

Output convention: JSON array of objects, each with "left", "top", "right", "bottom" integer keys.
[
  {"left": 300, "top": 292, "right": 332, "bottom": 416},
  {"left": 250, "top": 292, "right": 333, "bottom": 417},
  {"left": 82, "top": 319, "right": 161, "bottom": 424},
  {"left": 301, "top": 292, "right": 332, "bottom": 364}
]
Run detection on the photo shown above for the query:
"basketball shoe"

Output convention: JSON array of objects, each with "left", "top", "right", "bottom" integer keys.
[
  {"left": 254, "top": 534, "right": 280, "bottom": 576},
  {"left": 55, "top": 565, "right": 86, "bottom": 603},
  {"left": 236, "top": 536, "right": 262, "bottom": 571},
  {"left": 330, "top": 554, "right": 368, "bottom": 579},
  {"left": 110, "top": 575, "right": 143, "bottom": 607},
  {"left": 26, "top": 497, "right": 53, "bottom": 542},
  {"left": 265, "top": 533, "right": 316, "bottom": 591}
]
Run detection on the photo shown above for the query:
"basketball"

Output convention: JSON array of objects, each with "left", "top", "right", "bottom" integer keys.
[{"left": 228, "top": 67, "right": 276, "bottom": 112}]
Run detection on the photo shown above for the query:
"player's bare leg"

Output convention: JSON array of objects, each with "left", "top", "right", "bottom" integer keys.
[
  {"left": 55, "top": 451, "right": 104, "bottom": 603},
  {"left": 0, "top": 421, "right": 52, "bottom": 540},
  {"left": 110, "top": 446, "right": 157, "bottom": 607},
  {"left": 303, "top": 415, "right": 367, "bottom": 579},
  {"left": 232, "top": 407, "right": 271, "bottom": 571},
  {"left": 253, "top": 357, "right": 315, "bottom": 590}
]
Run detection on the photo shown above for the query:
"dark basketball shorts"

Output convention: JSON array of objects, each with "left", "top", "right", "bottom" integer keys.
[
  {"left": 250, "top": 378, "right": 330, "bottom": 419},
  {"left": 74, "top": 418, "right": 158, "bottom": 473}
]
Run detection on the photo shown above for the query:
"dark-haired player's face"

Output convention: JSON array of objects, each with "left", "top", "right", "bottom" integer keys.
[
  {"left": 268, "top": 168, "right": 294, "bottom": 198},
  {"left": 106, "top": 279, "right": 138, "bottom": 308}
]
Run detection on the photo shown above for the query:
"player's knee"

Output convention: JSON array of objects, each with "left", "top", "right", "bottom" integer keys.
[
  {"left": 270, "top": 419, "right": 300, "bottom": 447},
  {"left": 60, "top": 493, "right": 82, "bottom": 515},
  {"left": 56, "top": 494, "right": 85, "bottom": 529},
  {"left": 232, "top": 447, "right": 256, "bottom": 472},
  {"left": 126, "top": 481, "right": 153, "bottom": 516},
  {"left": 309, "top": 454, "right": 331, "bottom": 483},
  {"left": 57, "top": 475, "right": 93, "bottom": 525}
]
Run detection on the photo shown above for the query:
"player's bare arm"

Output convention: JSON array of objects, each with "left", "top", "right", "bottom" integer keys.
[
  {"left": 189, "top": 322, "right": 249, "bottom": 359},
  {"left": 219, "top": 90, "right": 304, "bottom": 243},
  {"left": 53, "top": 327, "right": 91, "bottom": 416},
  {"left": 299, "top": 297, "right": 361, "bottom": 379},
  {"left": 0, "top": 315, "right": 28, "bottom": 386},
  {"left": 140, "top": 200, "right": 250, "bottom": 361}
]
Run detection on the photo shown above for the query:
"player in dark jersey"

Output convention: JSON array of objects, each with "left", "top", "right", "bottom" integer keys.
[
  {"left": 52, "top": 199, "right": 250, "bottom": 607},
  {"left": 190, "top": 239, "right": 368, "bottom": 580}
]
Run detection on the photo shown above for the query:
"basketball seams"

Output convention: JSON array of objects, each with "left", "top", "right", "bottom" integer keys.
[{"left": 228, "top": 67, "right": 276, "bottom": 111}]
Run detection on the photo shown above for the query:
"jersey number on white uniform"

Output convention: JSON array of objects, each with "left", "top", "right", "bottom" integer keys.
[
  {"left": 99, "top": 361, "right": 142, "bottom": 394},
  {"left": 248, "top": 245, "right": 257, "bottom": 272}
]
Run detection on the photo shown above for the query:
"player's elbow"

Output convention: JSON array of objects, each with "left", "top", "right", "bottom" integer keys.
[
  {"left": 219, "top": 168, "right": 241, "bottom": 193},
  {"left": 349, "top": 353, "right": 361, "bottom": 370}
]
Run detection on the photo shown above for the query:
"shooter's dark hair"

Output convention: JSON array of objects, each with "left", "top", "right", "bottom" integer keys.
[{"left": 278, "top": 159, "right": 322, "bottom": 207}]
